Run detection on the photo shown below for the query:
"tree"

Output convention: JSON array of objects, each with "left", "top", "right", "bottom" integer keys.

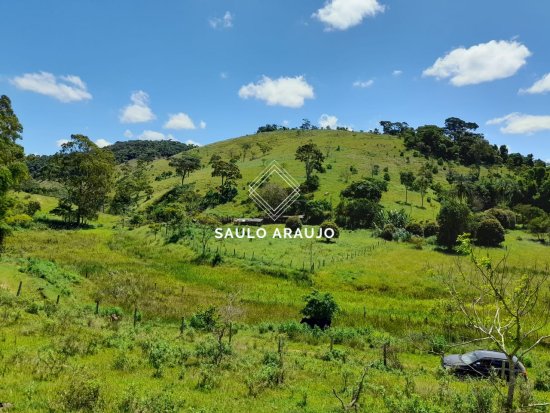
[
  {"left": 211, "top": 160, "right": 242, "bottom": 186},
  {"left": 527, "top": 215, "right": 550, "bottom": 242},
  {"left": 196, "top": 215, "right": 221, "bottom": 256},
  {"left": 399, "top": 171, "right": 415, "bottom": 204},
  {"left": 110, "top": 160, "right": 153, "bottom": 223},
  {"left": 436, "top": 200, "right": 470, "bottom": 250},
  {"left": 340, "top": 178, "right": 388, "bottom": 202},
  {"left": 169, "top": 153, "right": 201, "bottom": 184},
  {"left": 256, "top": 141, "right": 272, "bottom": 156},
  {"left": 295, "top": 141, "right": 325, "bottom": 186},
  {"left": 300, "top": 290, "right": 338, "bottom": 329},
  {"left": 285, "top": 216, "right": 302, "bottom": 234},
  {"left": 414, "top": 164, "right": 433, "bottom": 207},
  {"left": 0, "top": 95, "right": 28, "bottom": 250},
  {"left": 52, "top": 135, "right": 115, "bottom": 225},
  {"left": 240, "top": 142, "right": 252, "bottom": 162},
  {"left": 448, "top": 243, "right": 550, "bottom": 412}
]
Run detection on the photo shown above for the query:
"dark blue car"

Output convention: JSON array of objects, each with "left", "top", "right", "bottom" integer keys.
[{"left": 443, "top": 350, "right": 527, "bottom": 380}]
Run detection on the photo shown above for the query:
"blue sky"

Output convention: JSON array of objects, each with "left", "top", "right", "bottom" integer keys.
[{"left": 1, "top": 0, "right": 550, "bottom": 161}]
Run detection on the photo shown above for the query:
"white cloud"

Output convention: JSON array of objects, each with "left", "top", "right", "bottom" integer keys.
[
  {"left": 123, "top": 129, "right": 133, "bottom": 139},
  {"left": 199, "top": 120, "right": 207, "bottom": 129},
  {"left": 119, "top": 91, "right": 156, "bottom": 123},
  {"left": 220, "top": 72, "right": 228, "bottom": 79},
  {"left": 423, "top": 40, "right": 531, "bottom": 86},
  {"left": 164, "top": 113, "right": 196, "bottom": 130},
  {"left": 209, "top": 11, "right": 233, "bottom": 29},
  {"left": 95, "top": 139, "right": 111, "bottom": 148},
  {"left": 313, "top": 0, "right": 385, "bottom": 31},
  {"left": 185, "top": 139, "right": 202, "bottom": 146},
  {"left": 353, "top": 79, "right": 374, "bottom": 88},
  {"left": 138, "top": 130, "right": 175, "bottom": 141},
  {"left": 10, "top": 71, "right": 92, "bottom": 103},
  {"left": 238, "top": 75, "right": 315, "bottom": 108},
  {"left": 487, "top": 113, "right": 550, "bottom": 134},
  {"left": 56, "top": 139, "right": 69, "bottom": 147},
  {"left": 319, "top": 114, "right": 339, "bottom": 129},
  {"left": 392, "top": 70, "right": 403, "bottom": 76},
  {"left": 519, "top": 73, "right": 550, "bottom": 95}
]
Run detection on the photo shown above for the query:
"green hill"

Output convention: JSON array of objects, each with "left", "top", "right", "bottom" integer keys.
[{"left": 144, "top": 129, "right": 480, "bottom": 221}]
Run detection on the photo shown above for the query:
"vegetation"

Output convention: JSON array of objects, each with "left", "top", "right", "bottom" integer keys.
[{"left": 1, "top": 103, "right": 549, "bottom": 412}]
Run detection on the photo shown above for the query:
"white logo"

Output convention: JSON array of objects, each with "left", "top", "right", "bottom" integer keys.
[{"left": 248, "top": 161, "right": 300, "bottom": 221}]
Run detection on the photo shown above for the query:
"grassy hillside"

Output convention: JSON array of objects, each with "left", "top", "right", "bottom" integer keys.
[{"left": 144, "top": 130, "right": 483, "bottom": 221}]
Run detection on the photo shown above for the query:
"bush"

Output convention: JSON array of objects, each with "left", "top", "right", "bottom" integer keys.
[
  {"left": 423, "top": 221, "right": 439, "bottom": 237},
  {"left": 335, "top": 199, "right": 382, "bottom": 229},
  {"left": 319, "top": 220, "right": 339, "bottom": 242},
  {"left": 474, "top": 217, "right": 505, "bottom": 247},
  {"left": 405, "top": 222, "right": 423, "bottom": 237},
  {"left": 6, "top": 213, "right": 33, "bottom": 228},
  {"left": 285, "top": 216, "right": 302, "bottom": 234},
  {"left": 534, "top": 369, "right": 550, "bottom": 391},
  {"left": 189, "top": 306, "right": 219, "bottom": 331},
  {"left": 26, "top": 200, "right": 41, "bottom": 216},
  {"left": 58, "top": 370, "right": 103, "bottom": 412},
  {"left": 437, "top": 201, "right": 471, "bottom": 249},
  {"left": 300, "top": 175, "right": 319, "bottom": 192},
  {"left": 300, "top": 290, "right": 338, "bottom": 329},
  {"left": 304, "top": 200, "right": 332, "bottom": 225},
  {"left": 380, "top": 224, "right": 396, "bottom": 241},
  {"left": 486, "top": 208, "right": 516, "bottom": 229}
]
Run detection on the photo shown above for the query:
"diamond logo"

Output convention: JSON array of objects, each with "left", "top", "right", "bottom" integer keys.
[{"left": 249, "top": 161, "right": 301, "bottom": 221}]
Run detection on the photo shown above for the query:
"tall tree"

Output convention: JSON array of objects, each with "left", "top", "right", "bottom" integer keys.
[
  {"left": 414, "top": 164, "right": 433, "bottom": 207},
  {"left": 399, "top": 171, "right": 415, "bottom": 204},
  {"left": 110, "top": 160, "right": 153, "bottom": 222},
  {"left": 0, "top": 95, "right": 28, "bottom": 250},
  {"left": 52, "top": 135, "right": 115, "bottom": 225},
  {"left": 240, "top": 142, "right": 252, "bottom": 162},
  {"left": 169, "top": 153, "right": 201, "bottom": 184},
  {"left": 211, "top": 159, "right": 241, "bottom": 186},
  {"left": 295, "top": 141, "right": 325, "bottom": 183}
]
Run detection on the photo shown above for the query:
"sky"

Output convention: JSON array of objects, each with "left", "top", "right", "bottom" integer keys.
[{"left": 1, "top": 0, "right": 550, "bottom": 161}]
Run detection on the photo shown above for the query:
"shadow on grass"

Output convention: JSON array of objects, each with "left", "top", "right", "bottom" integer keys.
[{"left": 35, "top": 217, "right": 94, "bottom": 230}]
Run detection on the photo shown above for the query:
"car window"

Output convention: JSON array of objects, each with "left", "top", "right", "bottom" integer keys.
[
  {"left": 491, "top": 359, "right": 505, "bottom": 369},
  {"left": 460, "top": 352, "right": 478, "bottom": 364}
]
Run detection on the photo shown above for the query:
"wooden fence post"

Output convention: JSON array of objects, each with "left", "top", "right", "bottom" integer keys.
[{"left": 16, "top": 281, "right": 22, "bottom": 297}]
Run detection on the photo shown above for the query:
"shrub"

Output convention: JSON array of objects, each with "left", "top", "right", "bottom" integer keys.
[
  {"left": 437, "top": 201, "right": 471, "bottom": 249},
  {"left": 299, "top": 175, "right": 319, "bottom": 192},
  {"left": 474, "top": 217, "right": 505, "bottom": 247},
  {"left": 189, "top": 306, "right": 219, "bottom": 331},
  {"left": 300, "top": 290, "right": 338, "bottom": 329},
  {"left": 6, "top": 213, "right": 33, "bottom": 228},
  {"left": 304, "top": 200, "right": 332, "bottom": 225},
  {"left": 486, "top": 208, "right": 516, "bottom": 229},
  {"left": 58, "top": 370, "right": 103, "bottom": 412},
  {"left": 405, "top": 222, "right": 423, "bottom": 237},
  {"left": 319, "top": 221, "right": 340, "bottom": 242},
  {"left": 146, "top": 339, "right": 174, "bottom": 378},
  {"left": 534, "top": 369, "right": 550, "bottom": 391},
  {"left": 423, "top": 221, "right": 439, "bottom": 237},
  {"left": 285, "top": 216, "right": 302, "bottom": 234},
  {"left": 380, "top": 224, "right": 396, "bottom": 241},
  {"left": 26, "top": 200, "right": 41, "bottom": 216},
  {"left": 335, "top": 199, "right": 382, "bottom": 229}
]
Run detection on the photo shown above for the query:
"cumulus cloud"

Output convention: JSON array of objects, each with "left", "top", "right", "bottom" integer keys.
[
  {"left": 319, "top": 114, "right": 339, "bottom": 129},
  {"left": 519, "top": 73, "right": 550, "bottom": 94},
  {"left": 123, "top": 129, "right": 133, "bottom": 139},
  {"left": 10, "top": 71, "right": 92, "bottom": 103},
  {"left": 119, "top": 91, "right": 156, "bottom": 123},
  {"left": 185, "top": 139, "right": 202, "bottom": 146},
  {"left": 209, "top": 11, "right": 233, "bottom": 29},
  {"left": 138, "top": 130, "right": 175, "bottom": 141},
  {"left": 423, "top": 40, "right": 531, "bottom": 86},
  {"left": 238, "top": 75, "right": 315, "bottom": 108},
  {"left": 199, "top": 120, "right": 207, "bottom": 129},
  {"left": 487, "top": 113, "right": 550, "bottom": 134},
  {"left": 164, "top": 113, "right": 197, "bottom": 130},
  {"left": 56, "top": 139, "right": 69, "bottom": 147},
  {"left": 95, "top": 139, "right": 111, "bottom": 148},
  {"left": 313, "top": 0, "right": 385, "bottom": 31},
  {"left": 353, "top": 79, "right": 374, "bottom": 88},
  {"left": 392, "top": 70, "right": 403, "bottom": 76}
]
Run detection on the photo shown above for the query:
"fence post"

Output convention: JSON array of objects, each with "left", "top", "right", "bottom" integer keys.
[
  {"left": 180, "top": 316, "right": 185, "bottom": 334},
  {"left": 95, "top": 300, "right": 100, "bottom": 315},
  {"left": 16, "top": 281, "right": 22, "bottom": 297},
  {"left": 134, "top": 307, "right": 139, "bottom": 328},
  {"left": 56, "top": 295, "right": 60, "bottom": 305},
  {"left": 383, "top": 342, "right": 388, "bottom": 367}
]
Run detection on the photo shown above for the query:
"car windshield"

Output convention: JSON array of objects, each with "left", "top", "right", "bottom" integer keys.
[{"left": 460, "top": 352, "right": 478, "bottom": 364}]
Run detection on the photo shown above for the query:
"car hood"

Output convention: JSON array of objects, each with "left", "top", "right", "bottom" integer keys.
[{"left": 443, "top": 354, "right": 466, "bottom": 367}]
